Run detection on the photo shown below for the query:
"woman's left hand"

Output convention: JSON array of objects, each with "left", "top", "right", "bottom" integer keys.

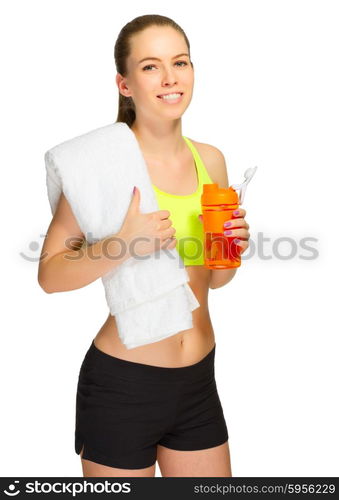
[
  {"left": 198, "top": 208, "right": 250, "bottom": 254},
  {"left": 223, "top": 208, "right": 250, "bottom": 254}
]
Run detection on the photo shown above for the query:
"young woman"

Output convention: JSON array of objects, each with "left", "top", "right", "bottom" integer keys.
[{"left": 38, "top": 14, "right": 250, "bottom": 477}]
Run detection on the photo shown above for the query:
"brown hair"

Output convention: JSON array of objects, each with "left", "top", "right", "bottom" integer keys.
[{"left": 114, "top": 14, "right": 192, "bottom": 128}]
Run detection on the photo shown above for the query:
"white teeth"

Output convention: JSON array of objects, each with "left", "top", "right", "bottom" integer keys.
[{"left": 159, "top": 93, "right": 182, "bottom": 100}]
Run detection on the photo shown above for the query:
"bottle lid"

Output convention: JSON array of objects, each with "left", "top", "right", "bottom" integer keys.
[{"left": 201, "top": 183, "right": 239, "bottom": 206}]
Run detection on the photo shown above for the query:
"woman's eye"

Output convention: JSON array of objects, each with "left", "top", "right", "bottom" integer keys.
[
  {"left": 176, "top": 61, "right": 188, "bottom": 67},
  {"left": 142, "top": 64, "right": 156, "bottom": 71},
  {"left": 142, "top": 61, "right": 188, "bottom": 71}
]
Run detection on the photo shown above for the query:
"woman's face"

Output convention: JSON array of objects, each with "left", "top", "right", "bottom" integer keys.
[{"left": 117, "top": 25, "right": 194, "bottom": 121}]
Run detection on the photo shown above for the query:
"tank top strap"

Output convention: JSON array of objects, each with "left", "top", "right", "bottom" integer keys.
[{"left": 182, "top": 136, "right": 214, "bottom": 185}]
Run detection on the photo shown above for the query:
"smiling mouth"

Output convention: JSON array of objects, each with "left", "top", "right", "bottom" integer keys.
[{"left": 157, "top": 92, "right": 184, "bottom": 99}]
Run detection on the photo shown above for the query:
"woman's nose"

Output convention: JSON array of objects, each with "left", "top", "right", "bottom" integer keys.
[{"left": 161, "top": 69, "right": 177, "bottom": 86}]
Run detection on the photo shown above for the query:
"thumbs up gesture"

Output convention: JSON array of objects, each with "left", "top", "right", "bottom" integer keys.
[{"left": 119, "top": 186, "right": 177, "bottom": 258}]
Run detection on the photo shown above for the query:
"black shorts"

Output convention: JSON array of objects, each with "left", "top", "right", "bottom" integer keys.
[{"left": 75, "top": 340, "right": 229, "bottom": 470}]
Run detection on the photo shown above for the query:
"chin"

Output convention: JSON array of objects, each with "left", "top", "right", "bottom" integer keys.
[{"left": 161, "top": 111, "right": 186, "bottom": 121}]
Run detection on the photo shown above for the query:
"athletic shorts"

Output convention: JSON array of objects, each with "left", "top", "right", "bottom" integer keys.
[{"left": 75, "top": 339, "right": 229, "bottom": 470}]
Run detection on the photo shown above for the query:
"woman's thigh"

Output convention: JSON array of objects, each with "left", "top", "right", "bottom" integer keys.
[{"left": 157, "top": 441, "right": 232, "bottom": 477}]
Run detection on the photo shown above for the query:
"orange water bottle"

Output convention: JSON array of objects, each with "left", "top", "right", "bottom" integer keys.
[
  {"left": 201, "top": 166, "right": 258, "bottom": 270},
  {"left": 201, "top": 184, "right": 241, "bottom": 269}
]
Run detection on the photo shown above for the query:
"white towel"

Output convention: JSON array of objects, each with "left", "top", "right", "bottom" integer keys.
[{"left": 44, "top": 121, "right": 200, "bottom": 349}]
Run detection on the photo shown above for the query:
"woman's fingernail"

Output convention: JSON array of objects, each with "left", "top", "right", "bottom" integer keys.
[
  {"left": 224, "top": 230, "right": 232, "bottom": 235},
  {"left": 224, "top": 221, "right": 232, "bottom": 227},
  {"left": 233, "top": 210, "right": 239, "bottom": 216},
  {"left": 234, "top": 238, "right": 241, "bottom": 244}
]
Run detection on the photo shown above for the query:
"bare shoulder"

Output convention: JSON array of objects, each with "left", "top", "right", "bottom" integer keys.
[{"left": 189, "top": 139, "right": 229, "bottom": 189}]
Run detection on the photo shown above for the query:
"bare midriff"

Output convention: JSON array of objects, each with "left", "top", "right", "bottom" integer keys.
[{"left": 93, "top": 265, "right": 215, "bottom": 368}]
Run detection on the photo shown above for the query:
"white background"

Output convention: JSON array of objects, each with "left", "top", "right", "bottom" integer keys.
[{"left": 1, "top": 0, "right": 338, "bottom": 477}]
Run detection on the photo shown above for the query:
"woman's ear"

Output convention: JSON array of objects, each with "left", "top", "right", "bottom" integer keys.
[{"left": 116, "top": 73, "right": 131, "bottom": 97}]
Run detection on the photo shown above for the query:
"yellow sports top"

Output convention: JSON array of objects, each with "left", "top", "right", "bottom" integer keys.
[{"left": 151, "top": 136, "right": 214, "bottom": 266}]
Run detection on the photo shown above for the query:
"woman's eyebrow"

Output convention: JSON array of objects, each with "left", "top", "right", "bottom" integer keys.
[{"left": 138, "top": 53, "right": 189, "bottom": 64}]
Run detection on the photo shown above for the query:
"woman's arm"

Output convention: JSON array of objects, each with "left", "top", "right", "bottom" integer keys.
[
  {"left": 38, "top": 193, "right": 131, "bottom": 294},
  {"left": 209, "top": 267, "right": 237, "bottom": 289},
  {"left": 38, "top": 235, "right": 131, "bottom": 294}
]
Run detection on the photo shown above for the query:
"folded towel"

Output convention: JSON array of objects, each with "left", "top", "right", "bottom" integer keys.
[{"left": 44, "top": 122, "right": 200, "bottom": 349}]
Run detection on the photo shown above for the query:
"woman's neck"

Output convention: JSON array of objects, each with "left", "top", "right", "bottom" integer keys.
[{"left": 130, "top": 120, "right": 186, "bottom": 161}]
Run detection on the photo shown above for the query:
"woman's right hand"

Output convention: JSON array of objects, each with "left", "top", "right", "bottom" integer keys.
[{"left": 118, "top": 186, "right": 177, "bottom": 258}]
